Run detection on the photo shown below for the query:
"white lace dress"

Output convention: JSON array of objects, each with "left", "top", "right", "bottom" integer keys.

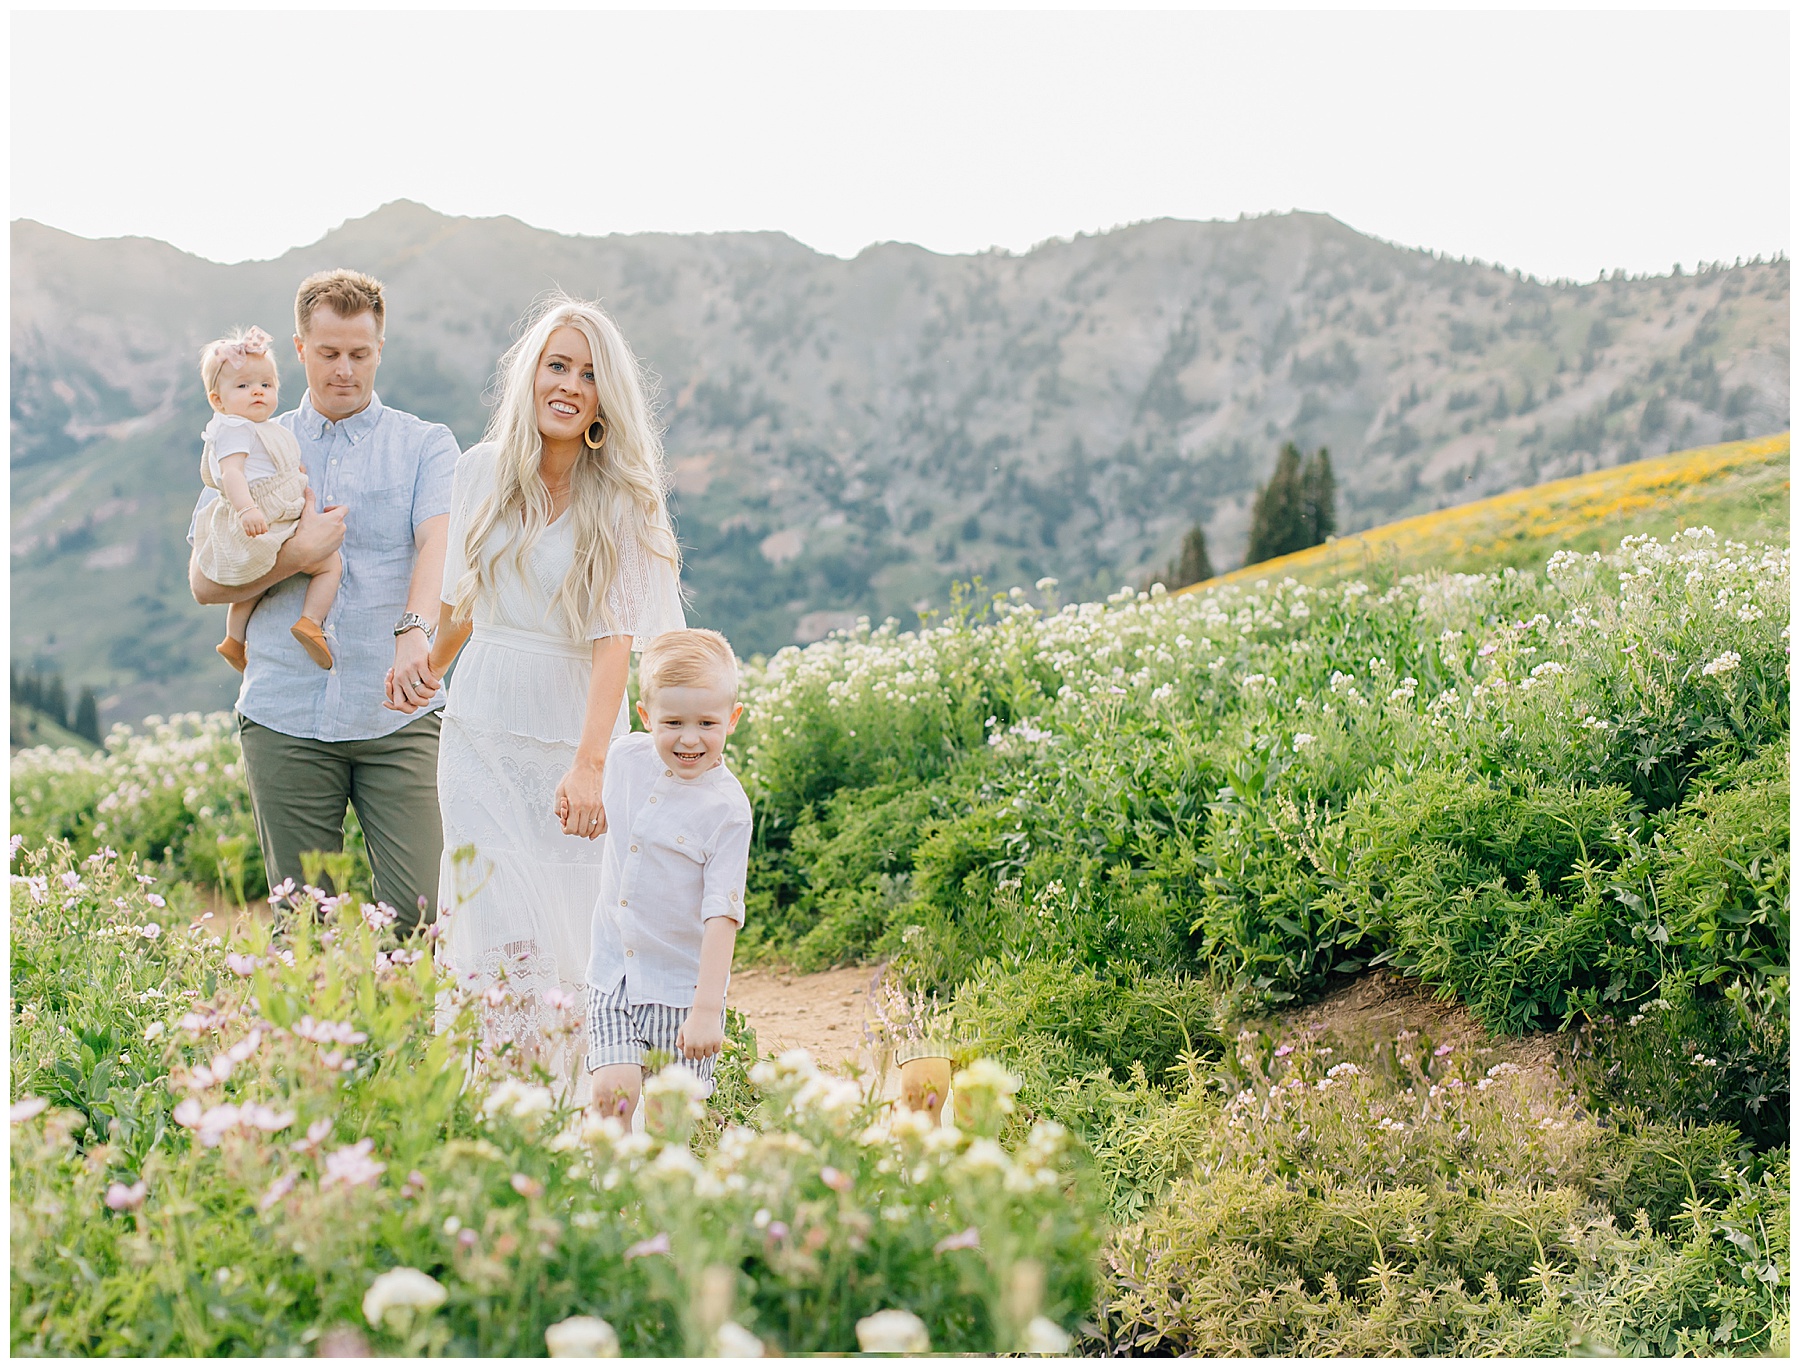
[{"left": 434, "top": 444, "right": 685, "bottom": 1099}]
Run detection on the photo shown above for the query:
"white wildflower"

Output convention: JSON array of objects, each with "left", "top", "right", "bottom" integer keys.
[
  {"left": 362, "top": 1267, "right": 447, "bottom": 1328},
  {"left": 545, "top": 1315, "right": 620, "bottom": 1357},
  {"left": 857, "top": 1309, "right": 931, "bottom": 1354}
]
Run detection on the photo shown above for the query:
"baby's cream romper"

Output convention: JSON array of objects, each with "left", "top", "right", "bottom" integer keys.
[{"left": 192, "top": 414, "right": 310, "bottom": 585}]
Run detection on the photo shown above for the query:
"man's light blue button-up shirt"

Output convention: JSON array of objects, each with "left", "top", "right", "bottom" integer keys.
[{"left": 189, "top": 391, "right": 461, "bottom": 742}]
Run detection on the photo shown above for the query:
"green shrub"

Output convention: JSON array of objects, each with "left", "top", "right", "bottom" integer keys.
[{"left": 1096, "top": 1030, "right": 1790, "bottom": 1356}]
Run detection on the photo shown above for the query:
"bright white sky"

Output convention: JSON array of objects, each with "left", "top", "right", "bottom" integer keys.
[{"left": 10, "top": 7, "right": 1790, "bottom": 282}]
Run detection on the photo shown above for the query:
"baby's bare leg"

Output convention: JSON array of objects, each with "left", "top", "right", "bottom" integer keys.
[
  {"left": 225, "top": 594, "right": 261, "bottom": 644},
  {"left": 300, "top": 551, "right": 343, "bottom": 625}
]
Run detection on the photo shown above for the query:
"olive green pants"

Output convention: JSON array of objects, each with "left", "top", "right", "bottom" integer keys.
[{"left": 237, "top": 712, "right": 442, "bottom": 936}]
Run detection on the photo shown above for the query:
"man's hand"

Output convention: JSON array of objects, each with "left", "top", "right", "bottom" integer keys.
[
  {"left": 288, "top": 487, "right": 346, "bottom": 567},
  {"left": 388, "top": 629, "right": 439, "bottom": 711},
  {"left": 553, "top": 760, "right": 606, "bottom": 839},
  {"left": 239, "top": 506, "right": 270, "bottom": 537},
  {"left": 191, "top": 488, "right": 346, "bottom": 607},
  {"left": 676, "top": 1007, "right": 725, "bottom": 1060}
]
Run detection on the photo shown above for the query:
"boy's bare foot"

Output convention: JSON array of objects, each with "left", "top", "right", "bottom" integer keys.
[
  {"left": 216, "top": 637, "right": 248, "bottom": 673},
  {"left": 291, "top": 617, "right": 333, "bottom": 669}
]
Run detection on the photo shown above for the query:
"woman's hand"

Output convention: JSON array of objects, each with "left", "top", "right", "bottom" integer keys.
[
  {"left": 554, "top": 759, "right": 606, "bottom": 839},
  {"left": 381, "top": 666, "right": 419, "bottom": 713},
  {"left": 390, "top": 629, "right": 440, "bottom": 710}
]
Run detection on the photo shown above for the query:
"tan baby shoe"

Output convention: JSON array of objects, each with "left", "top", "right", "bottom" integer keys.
[
  {"left": 291, "top": 617, "right": 334, "bottom": 670},
  {"left": 216, "top": 637, "right": 248, "bottom": 673}
]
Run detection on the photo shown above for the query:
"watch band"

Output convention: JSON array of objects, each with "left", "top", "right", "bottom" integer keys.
[{"left": 394, "top": 612, "right": 435, "bottom": 642}]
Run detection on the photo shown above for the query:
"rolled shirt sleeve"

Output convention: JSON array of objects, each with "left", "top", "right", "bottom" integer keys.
[
  {"left": 699, "top": 813, "right": 753, "bottom": 927},
  {"left": 412, "top": 423, "right": 460, "bottom": 532}
]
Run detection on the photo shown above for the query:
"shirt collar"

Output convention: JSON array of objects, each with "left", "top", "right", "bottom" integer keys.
[{"left": 298, "top": 390, "right": 385, "bottom": 444}]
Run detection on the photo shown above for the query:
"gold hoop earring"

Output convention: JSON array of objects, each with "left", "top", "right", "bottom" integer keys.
[{"left": 584, "top": 418, "right": 607, "bottom": 451}]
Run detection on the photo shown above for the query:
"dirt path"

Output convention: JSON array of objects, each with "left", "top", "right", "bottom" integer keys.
[
  {"left": 727, "top": 961, "right": 1563, "bottom": 1079},
  {"left": 728, "top": 963, "right": 883, "bottom": 1071}
]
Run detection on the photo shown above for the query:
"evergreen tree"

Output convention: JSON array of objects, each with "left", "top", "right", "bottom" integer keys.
[
  {"left": 1247, "top": 443, "right": 1337, "bottom": 568},
  {"left": 1300, "top": 447, "right": 1337, "bottom": 545},
  {"left": 1148, "top": 523, "right": 1215, "bottom": 590},
  {"left": 73, "top": 687, "right": 101, "bottom": 744},
  {"left": 42, "top": 673, "right": 68, "bottom": 729},
  {"left": 1246, "top": 442, "right": 1307, "bottom": 565},
  {"left": 1171, "top": 524, "right": 1215, "bottom": 587}
]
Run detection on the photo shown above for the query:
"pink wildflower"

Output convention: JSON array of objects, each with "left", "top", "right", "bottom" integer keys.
[
  {"left": 225, "top": 953, "right": 260, "bottom": 977},
  {"left": 241, "top": 1103, "right": 296, "bottom": 1133},
  {"left": 510, "top": 1173, "right": 544, "bottom": 1198},
  {"left": 820, "top": 1166, "right": 853, "bottom": 1192},
  {"left": 291, "top": 1118, "right": 334, "bottom": 1155},
  {"left": 624, "top": 1232, "right": 671, "bottom": 1261},
  {"left": 934, "top": 1227, "right": 981, "bottom": 1254},
  {"left": 10, "top": 1096, "right": 49, "bottom": 1124},
  {"left": 104, "top": 1181, "right": 147, "bottom": 1212},
  {"left": 320, "top": 1138, "right": 386, "bottom": 1189},
  {"left": 258, "top": 1173, "right": 298, "bottom": 1212}
]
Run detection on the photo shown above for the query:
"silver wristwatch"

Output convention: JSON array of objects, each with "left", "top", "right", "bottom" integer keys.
[{"left": 393, "top": 612, "right": 435, "bottom": 642}]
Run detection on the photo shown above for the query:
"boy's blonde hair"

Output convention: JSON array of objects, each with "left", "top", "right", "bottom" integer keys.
[
  {"left": 638, "top": 629, "right": 738, "bottom": 701},
  {"left": 295, "top": 268, "right": 386, "bottom": 338},
  {"left": 198, "top": 326, "right": 277, "bottom": 401}
]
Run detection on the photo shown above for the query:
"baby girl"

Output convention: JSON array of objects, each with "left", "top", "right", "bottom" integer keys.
[{"left": 192, "top": 327, "right": 341, "bottom": 671}]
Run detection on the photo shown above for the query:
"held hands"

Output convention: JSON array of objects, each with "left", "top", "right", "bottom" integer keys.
[
  {"left": 238, "top": 505, "right": 270, "bottom": 537},
  {"left": 554, "top": 760, "right": 606, "bottom": 839},
  {"left": 382, "top": 629, "right": 440, "bottom": 713},
  {"left": 676, "top": 1007, "right": 725, "bottom": 1060}
]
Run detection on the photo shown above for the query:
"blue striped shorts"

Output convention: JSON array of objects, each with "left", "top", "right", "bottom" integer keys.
[{"left": 585, "top": 979, "right": 720, "bottom": 1095}]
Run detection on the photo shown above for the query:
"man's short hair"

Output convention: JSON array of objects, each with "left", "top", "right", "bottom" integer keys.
[
  {"left": 639, "top": 629, "right": 739, "bottom": 701},
  {"left": 295, "top": 269, "right": 386, "bottom": 338}
]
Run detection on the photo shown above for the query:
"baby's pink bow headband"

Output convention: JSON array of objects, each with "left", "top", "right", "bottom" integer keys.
[{"left": 213, "top": 326, "right": 274, "bottom": 367}]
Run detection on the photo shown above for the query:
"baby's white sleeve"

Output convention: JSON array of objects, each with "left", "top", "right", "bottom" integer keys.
[
  {"left": 205, "top": 414, "right": 257, "bottom": 459},
  {"left": 591, "top": 523, "right": 686, "bottom": 644}
]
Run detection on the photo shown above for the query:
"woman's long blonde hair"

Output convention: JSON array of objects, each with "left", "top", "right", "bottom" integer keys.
[{"left": 451, "top": 294, "right": 679, "bottom": 638}]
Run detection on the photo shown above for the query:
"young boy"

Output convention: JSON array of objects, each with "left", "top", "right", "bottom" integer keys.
[{"left": 586, "top": 628, "right": 752, "bottom": 1116}]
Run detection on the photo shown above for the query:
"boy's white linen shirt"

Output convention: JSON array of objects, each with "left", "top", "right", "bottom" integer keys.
[{"left": 586, "top": 732, "right": 753, "bottom": 1009}]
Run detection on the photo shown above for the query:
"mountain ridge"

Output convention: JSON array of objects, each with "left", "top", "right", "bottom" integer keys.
[{"left": 11, "top": 202, "right": 1789, "bottom": 723}]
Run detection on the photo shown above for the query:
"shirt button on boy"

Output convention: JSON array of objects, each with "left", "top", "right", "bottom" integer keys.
[{"left": 630, "top": 844, "right": 639, "bottom": 852}]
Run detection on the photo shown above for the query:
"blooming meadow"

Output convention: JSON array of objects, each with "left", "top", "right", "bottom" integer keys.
[
  {"left": 11, "top": 523, "right": 1790, "bottom": 1354},
  {"left": 10, "top": 854, "right": 1098, "bottom": 1355}
]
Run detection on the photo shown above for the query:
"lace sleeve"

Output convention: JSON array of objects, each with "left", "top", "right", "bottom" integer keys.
[
  {"left": 440, "top": 445, "right": 492, "bottom": 607},
  {"left": 591, "top": 525, "right": 686, "bottom": 645}
]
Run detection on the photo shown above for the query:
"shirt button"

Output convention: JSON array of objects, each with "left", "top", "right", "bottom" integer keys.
[
  {"left": 676, "top": 836, "right": 685, "bottom": 845},
  {"left": 619, "top": 899, "right": 628, "bottom": 907},
  {"left": 630, "top": 844, "right": 638, "bottom": 852},
  {"left": 649, "top": 797, "right": 658, "bottom": 804},
  {"left": 665, "top": 769, "right": 672, "bottom": 777},
  {"left": 626, "top": 949, "right": 634, "bottom": 957}
]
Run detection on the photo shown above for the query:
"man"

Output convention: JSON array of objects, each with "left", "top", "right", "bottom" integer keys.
[{"left": 189, "top": 269, "right": 459, "bottom": 933}]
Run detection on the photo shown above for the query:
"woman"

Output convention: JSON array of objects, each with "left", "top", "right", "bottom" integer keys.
[{"left": 386, "top": 294, "right": 684, "bottom": 1097}]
